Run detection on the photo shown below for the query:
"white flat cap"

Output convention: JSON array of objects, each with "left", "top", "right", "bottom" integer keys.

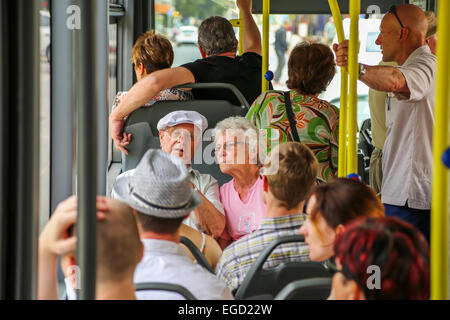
[{"left": 157, "top": 110, "right": 208, "bottom": 133}]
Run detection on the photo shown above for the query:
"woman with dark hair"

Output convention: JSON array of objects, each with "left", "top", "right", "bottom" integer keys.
[
  {"left": 330, "top": 217, "right": 430, "bottom": 300},
  {"left": 247, "top": 42, "right": 339, "bottom": 183},
  {"left": 299, "top": 178, "right": 385, "bottom": 262}
]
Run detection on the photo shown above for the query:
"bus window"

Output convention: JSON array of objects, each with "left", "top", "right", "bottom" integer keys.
[
  {"left": 155, "top": 0, "right": 239, "bottom": 67},
  {"left": 40, "top": 8, "right": 51, "bottom": 232}
]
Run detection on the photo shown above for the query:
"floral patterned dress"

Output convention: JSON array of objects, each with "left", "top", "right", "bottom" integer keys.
[{"left": 247, "top": 90, "right": 339, "bottom": 183}]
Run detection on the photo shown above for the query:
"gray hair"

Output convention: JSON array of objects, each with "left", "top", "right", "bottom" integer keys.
[
  {"left": 198, "top": 16, "right": 237, "bottom": 56},
  {"left": 214, "top": 116, "right": 258, "bottom": 141},
  {"left": 214, "top": 117, "right": 261, "bottom": 165}
]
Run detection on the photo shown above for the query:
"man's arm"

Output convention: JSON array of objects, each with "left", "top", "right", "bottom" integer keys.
[
  {"left": 192, "top": 189, "right": 226, "bottom": 239},
  {"left": 109, "top": 67, "right": 195, "bottom": 154},
  {"left": 38, "top": 196, "right": 108, "bottom": 300},
  {"left": 333, "top": 41, "right": 409, "bottom": 95},
  {"left": 237, "top": 0, "right": 261, "bottom": 55}
]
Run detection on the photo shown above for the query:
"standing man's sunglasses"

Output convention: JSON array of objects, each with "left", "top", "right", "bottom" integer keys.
[{"left": 389, "top": 5, "right": 405, "bottom": 28}]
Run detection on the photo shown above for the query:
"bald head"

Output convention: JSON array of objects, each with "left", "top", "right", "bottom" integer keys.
[
  {"left": 97, "top": 199, "right": 143, "bottom": 283},
  {"left": 395, "top": 4, "right": 428, "bottom": 40}
]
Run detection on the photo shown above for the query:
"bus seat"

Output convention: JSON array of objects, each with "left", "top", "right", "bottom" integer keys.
[
  {"left": 180, "top": 236, "right": 215, "bottom": 274},
  {"left": 274, "top": 277, "right": 332, "bottom": 300},
  {"left": 122, "top": 99, "right": 247, "bottom": 186},
  {"left": 357, "top": 118, "right": 373, "bottom": 184},
  {"left": 234, "top": 235, "right": 332, "bottom": 300},
  {"left": 135, "top": 282, "right": 197, "bottom": 300}
]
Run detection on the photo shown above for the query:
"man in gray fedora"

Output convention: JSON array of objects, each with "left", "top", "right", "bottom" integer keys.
[{"left": 113, "top": 149, "right": 233, "bottom": 300}]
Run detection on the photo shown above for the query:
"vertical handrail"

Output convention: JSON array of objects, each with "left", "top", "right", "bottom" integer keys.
[
  {"left": 239, "top": 12, "right": 243, "bottom": 56},
  {"left": 96, "top": 0, "right": 109, "bottom": 196},
  {"left": 347, "top": 0, "right": 360, "bottom": 175},
  {"left": 261, "top": 0, "right": 270, "bottom": 93},
  {"left": 76, "top": 0, "right": 101, "bottom": 300},
  {"left": 328, "top": 0, "right": 348, "bottom": 177},
  {"left": 431, "top": 0, "right": 449, "bottom": 300}
]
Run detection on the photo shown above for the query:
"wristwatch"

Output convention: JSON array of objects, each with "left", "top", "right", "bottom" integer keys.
[{"left": 358, "top": 63, "right": 367, "bottom": 80}]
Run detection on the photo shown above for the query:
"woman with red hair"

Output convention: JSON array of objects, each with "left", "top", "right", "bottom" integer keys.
[{"left": 330, "top": 217, "right": 430, "bottom": 300}]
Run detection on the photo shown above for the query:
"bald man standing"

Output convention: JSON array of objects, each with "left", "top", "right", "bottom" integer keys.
[{"left": 334, "top": 4, "right": 435, "bottom": 242}]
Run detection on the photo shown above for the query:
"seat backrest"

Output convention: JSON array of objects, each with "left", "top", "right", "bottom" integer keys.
[
  {"left": 135, "top": 282, "right": 197, "bottom": 300},
  {"left": 122, "top": 99, "right": 247, "bottom": 186},
  {"left": 179, "top": 236, "right": 215, "bottom": 274},
  {"left": 274, "top": 277, "right": 332, "bottom": 300},
  {"left": 234, "top": 235, "right": 332, "bottom": 299}
]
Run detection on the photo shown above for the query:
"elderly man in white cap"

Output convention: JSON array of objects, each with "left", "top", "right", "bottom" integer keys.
[
  {"left": 113, "top": 149, "right": 233, "bottom": 300},
  {"left": 156, "top": 110, "right": 225, "bottom": 238}
]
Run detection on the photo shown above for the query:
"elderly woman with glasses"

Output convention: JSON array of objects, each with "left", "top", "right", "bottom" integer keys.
[{"left": 213, "top": 117, "right": 266, "bottom": 249}]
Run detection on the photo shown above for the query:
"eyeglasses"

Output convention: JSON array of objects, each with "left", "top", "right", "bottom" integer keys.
[
  {"left": 388, "top": 5, "right": 405, "bottom": 29},
  {"left": 214, "top": 141, "right": 247, "bottom": 154}
]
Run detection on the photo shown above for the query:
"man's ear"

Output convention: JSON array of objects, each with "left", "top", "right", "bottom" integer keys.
[
  {"left": 262, "top": 175, "right": 269, "bottom": 192},
  {"left": 400, "top": 28, "right": 408, "bottom": 40},
  {"left": 138, "top": 63, "right": 145, "bottom": 77},
  {"left": 335, "top": 224, "right": 345, "bottom": 236},
  {"left": 198, "top": 45, "right": 207, "bottom": 59},
  {"left": 69, "top": 255, "right": 76, "bottom": 267}
]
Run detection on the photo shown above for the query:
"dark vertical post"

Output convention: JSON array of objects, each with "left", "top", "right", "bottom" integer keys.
[
  {"left": 96, "top": 1, "right": 109, "bottom": 196},
  {"left": 51, "top": 0, "right": 75, "bottom": 214},
  {"left": 0, "top": 0, "right": 40, "bottom": 299},
  {"left": 0, "top": 0, "right": 10, "bottom": 301},
  {"left": 75, "top": 0, "right": 100, "bottom": 300},
  {"left": 149, "top": 0, "right": 155, "bottom": 30}
]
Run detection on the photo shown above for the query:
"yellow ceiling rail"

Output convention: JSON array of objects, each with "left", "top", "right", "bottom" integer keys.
[
  {"left": 431, "top": 0, "right": 450, "bottom": 300},
  {"left": 328, "top": 0, "right": 348, "bottom": 177},
  {"left": 347, "top": 0, "right": 360, "bottom": 175}
]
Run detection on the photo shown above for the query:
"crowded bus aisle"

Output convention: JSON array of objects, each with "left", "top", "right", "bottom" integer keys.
[{"left": 2, "top": 0, "right": 448, "bottom": 303}]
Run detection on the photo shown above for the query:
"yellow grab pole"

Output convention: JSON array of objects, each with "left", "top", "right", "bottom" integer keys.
[
  {"left": 431, "top": 0, "right": 450, "bottom": 300},
  {"left": 328, "top": 0, "right": 348, "bottom": 177},
  {"left": 347, "top": 0, "right": 359, "bottom": 175},
  {"left": 239, "top": 12, "right": 243, "bottom": 55},
  {"left": 261, "top": 0, "right": 270, "bottom": 93},
  {"left": 230, "top": 17, "right": 243, "bottom": 56}
]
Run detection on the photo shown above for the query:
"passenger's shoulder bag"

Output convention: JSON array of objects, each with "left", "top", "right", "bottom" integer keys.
[{"left": 283, "top": 91, "right": 301, "bottom": 142}]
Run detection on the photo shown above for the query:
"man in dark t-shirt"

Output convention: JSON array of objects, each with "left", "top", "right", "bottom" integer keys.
[
  {"left": 110, "top": 0, "right": 263, "bottom": 154},
  {"left": 181, "top": 52, "right": 262, "bottom": 106}
]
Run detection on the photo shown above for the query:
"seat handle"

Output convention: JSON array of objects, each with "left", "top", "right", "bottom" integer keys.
[
  {"left": 173, "top": 82, "right": 250, "bottom": 110},
  {"left": 135, "top": 282, "right": 197, "bottom": 300}
]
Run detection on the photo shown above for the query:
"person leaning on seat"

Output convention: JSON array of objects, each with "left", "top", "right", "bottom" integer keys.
[
  {"left": 38, "top": 196, "right": 144, "bottom": 300},
  {"left": 334, "top": 4, "right": 436, "bottom": 242},
  {"left": 213, "top": 117, "right": 267, "bottom": 249},
  {"left": 113, "top": 149, "right": 234, "bottom": 300},
  {"left": 111, "top": 31, "right": 193, "bottom": 145},
  {"left": 110, "top": 0, "right": 266, "bottom": 154},
  {"left": 112, "top": 110, "right": 226, "bottom": 239},
  {"left": 247, "top": 42, "right": 339, "bottom": 184},
  {"left": 215, "top": 142, "right": 318, "bottom": 293}
]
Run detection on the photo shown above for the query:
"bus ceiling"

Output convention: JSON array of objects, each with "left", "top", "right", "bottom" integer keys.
[{"left": 252, "top": 0, "right": 406, "bottom": 15}]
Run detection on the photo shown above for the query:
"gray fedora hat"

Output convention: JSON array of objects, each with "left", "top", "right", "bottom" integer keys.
[{"left": 113, "top": 149, "right": 202, "bottom": 218}]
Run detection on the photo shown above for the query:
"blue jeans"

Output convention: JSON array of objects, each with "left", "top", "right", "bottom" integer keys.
[{"left": 384, "top": 203, "right": 430, "bottom": 243}]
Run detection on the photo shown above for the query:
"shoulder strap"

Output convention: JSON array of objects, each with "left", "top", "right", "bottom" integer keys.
[{"left": 283, "top": 91, "right": 301, "bottom": 142}]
